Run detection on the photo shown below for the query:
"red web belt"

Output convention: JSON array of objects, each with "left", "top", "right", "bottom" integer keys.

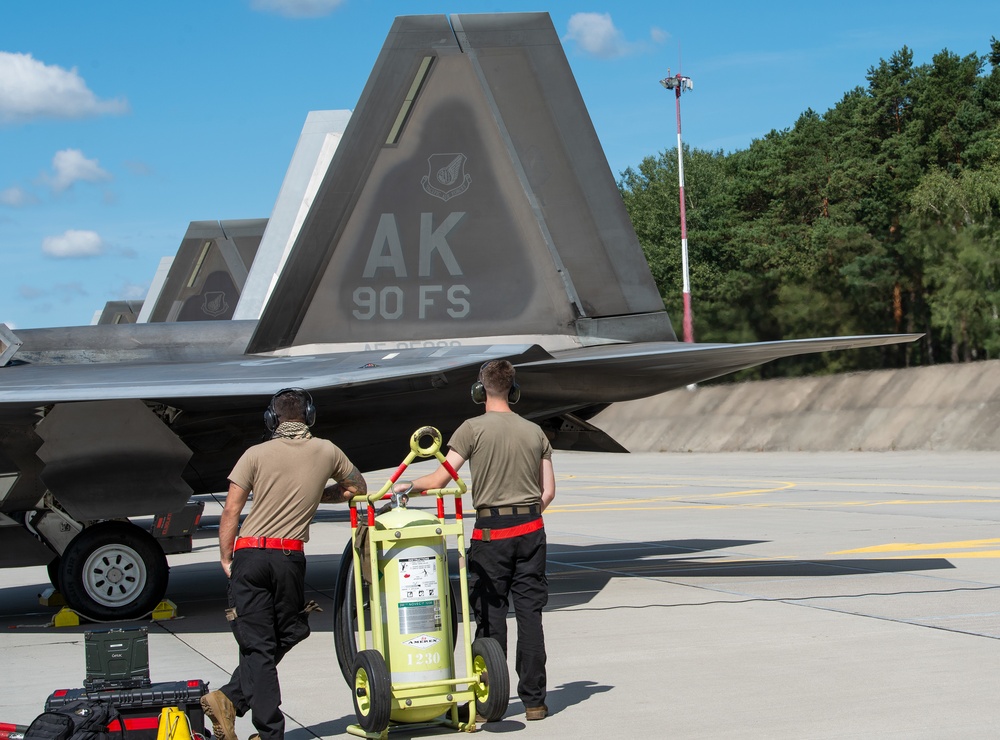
[
  {"left": 234, "top": 537, "right": 304, "bottom": 551},
  {"left": 471, "top": 517, "right": 544, "bottom": 542}
]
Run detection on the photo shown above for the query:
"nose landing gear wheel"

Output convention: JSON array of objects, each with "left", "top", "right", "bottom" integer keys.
[
  {"left": 59, "top": 521, "right": 169, "bottom": 621},
  {"left": 352, "top": 649, "right": 391, "bottom": 733},
  {"left": 471, "top": 637, "right": 509, "bottom": 722}
]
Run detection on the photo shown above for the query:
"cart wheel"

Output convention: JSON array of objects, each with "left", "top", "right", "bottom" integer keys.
[
  {"left": 334, "top": 538, "right": 370, "bottom": 684},
  {"left": 472, "top": 637, "right": 509, "bottom": 722},
  {"left": 352, "top": 649, "right": 391, "bottom": 733}
]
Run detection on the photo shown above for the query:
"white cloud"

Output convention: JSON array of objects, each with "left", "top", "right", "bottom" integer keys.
[
  {"left": 250, "top": 0, "right": 345, "bottom": 18},
  {"left": 42, "top": 229, "right": 105, "bottom": 258},
  {"left": 55, "top": 282, "right": 88, "bottom": 300},
  {"left": 0, "top": 51, "right": 129, "bottom": 124},
  {"left": 650, "top": 27, "right": 669, "bottom": 45},
  {"left": 43, "top": 149, "right": 112, "bottom": 192},
  {"left": 124, "top": 159, "right": 153, "bottom": 177},
  {"left": 18, "top": 285, "right": 44, "bottom": 300},
  {"left": 0, "top": 185, "right": 37, "bottom": 207},
  {"left": 118, "top": 282, "right": 148, "bottom": 300},
  {"left": 564, "top": 13, "right": 634, "bottom": 59}
]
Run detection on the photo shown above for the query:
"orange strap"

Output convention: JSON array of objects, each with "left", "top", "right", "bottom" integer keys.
[
  {"left": 471, "top": 518, "right": 544, "bottom": 542},
  {"left": 234, "top": 536, "right": 304, "bottom": 551}
]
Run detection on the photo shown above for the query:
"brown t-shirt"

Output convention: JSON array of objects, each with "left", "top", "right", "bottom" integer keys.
[
  {"left": 447, "top": 411, "right": 552, "bottom": 510},
  {"left": 229, "top": 436, "right": 354, "bottom": 542}
]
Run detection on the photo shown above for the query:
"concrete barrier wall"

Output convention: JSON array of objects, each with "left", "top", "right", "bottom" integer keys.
[{"left": 593, "top": 360, "right": 1000, "bottom": 452}]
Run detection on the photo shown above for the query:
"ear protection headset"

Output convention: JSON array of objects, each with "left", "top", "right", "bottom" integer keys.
[
  {"left": 470, "top": 362, "right": 520, "bottom": 405},
  {"left": 264, "top": 387, "right": 317, "bottom": 431}
]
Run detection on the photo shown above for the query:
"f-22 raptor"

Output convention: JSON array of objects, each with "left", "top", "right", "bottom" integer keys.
[{"left": 0, "top": 13, "right": 917, "bottom": 620}]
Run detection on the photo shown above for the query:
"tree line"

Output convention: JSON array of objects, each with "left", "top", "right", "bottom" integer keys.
[{"left": 619, "top": 38, "right": 1000, "bottom": 379}]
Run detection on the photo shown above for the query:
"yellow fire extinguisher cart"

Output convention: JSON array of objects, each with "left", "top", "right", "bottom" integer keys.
[{"left": 338, "top": 426, "right": 509, "bottom": 738}]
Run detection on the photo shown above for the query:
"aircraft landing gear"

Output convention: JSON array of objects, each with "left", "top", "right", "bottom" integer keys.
[{"left": 58, "top": 521, "right": 169, "bottom": 621}]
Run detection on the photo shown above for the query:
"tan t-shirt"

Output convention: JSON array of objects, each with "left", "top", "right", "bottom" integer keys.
[
  {"left": 229, "top": 436, "right": 354, "bottom": 542},
  {"left": 447, "top": 411, "right": 552, "bottom": 510}
]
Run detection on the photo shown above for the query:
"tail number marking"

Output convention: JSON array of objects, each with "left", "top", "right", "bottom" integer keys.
[
  {"left": 353, "top": 285, "right": 469, "bottom": 320},
  {"left": 354, "top": 212, "right": 470, "bottom": 320}
]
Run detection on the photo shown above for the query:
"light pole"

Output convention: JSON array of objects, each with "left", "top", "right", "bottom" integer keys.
[{"left": 660, "top": 71, "right": 694, "bottom": 343}]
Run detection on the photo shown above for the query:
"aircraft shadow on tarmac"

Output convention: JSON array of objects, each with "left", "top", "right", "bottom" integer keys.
[
  {"left": 545, "top": 538, "right": 956, "bottom": 610},
  {"left": 0, "top": 535, "right": 953, "bottom": 636},
  {"left": 281, "top": 679, "right": 609, "bottom": 739}
]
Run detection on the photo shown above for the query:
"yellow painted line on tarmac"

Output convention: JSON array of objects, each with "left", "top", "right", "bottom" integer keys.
[
  {"left": 559, "top": 472, "right": 1000, "bottom": 493},
  {"left": 550, "top": 480, "right": 798, "bottom": 508},
  {"left": 805, "top": 481, "right": 1000, "bottom": 492},
  {"left": 566, "top": 484, "right": 684, "bottom": 491},
  {"left": 834, "top": 538, "right": 1000, "bottom": 554},
  {"left": 709, "top": 482, "right": 797, "bottom": 498},
  {"left": 882, "top": 550, "right": 1000, "bottom": 559},
  {"left": 546, "top": 497, "right": 1000, "bottom": 514},
  {"left": 830, "top": 538, "right": 1000, "bottom": 560}
]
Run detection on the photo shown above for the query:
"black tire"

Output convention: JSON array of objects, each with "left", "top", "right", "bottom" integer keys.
[
  {"left": 46, "top": 556, "right": 62, "bottom": 592},
  {"left": 334, "top": 537, "right": 460, "bottom": 686},
  {"left": 352, "top": 649, "right": 391, "bottom": 733},
  {"left": 472, "top": 637, "right": 509, "bottom": 722},
  {"left": 60, "top": 521, "right": 169, "bottom": 621},
  {"left": 334, "top": 537, "right": 369, "bottom": 684}
]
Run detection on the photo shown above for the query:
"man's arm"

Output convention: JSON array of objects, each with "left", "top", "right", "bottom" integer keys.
[
  {"left": 539, "top": 457, "right": 555, "bottom": 511},
  {"left": 321, "top": 464, "right": 368, "bottom": 503},
  {"left": 220, "top": 481, "right": 250, "bottom": 577},
  {"left": 394, "top": 449, "right": 466, "bottom": 494}
]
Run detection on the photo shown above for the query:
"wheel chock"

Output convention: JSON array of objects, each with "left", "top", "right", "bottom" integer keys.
[
  {"left": 53, "top": 607, "right": 80, "bottom": 628},
  {"left": 152, "top": 600, "right": 178, "bottom": 620},
  {"left": 38, "top": 587, "right": 67, "bottom": 607}
]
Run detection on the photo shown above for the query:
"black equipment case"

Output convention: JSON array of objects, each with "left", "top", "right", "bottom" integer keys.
[
  {"left": 84, "top": 627, "right": 151, "bottom": 690},
  {"left": 45, "top": 680, "right": 209, "bottom": 740}
]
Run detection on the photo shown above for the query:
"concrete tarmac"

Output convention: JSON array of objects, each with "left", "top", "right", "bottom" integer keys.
[{"left": 1, "top": 451, "right": 998, "bottom": 739}]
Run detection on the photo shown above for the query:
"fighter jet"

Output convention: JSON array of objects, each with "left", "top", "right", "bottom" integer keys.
[{"left": 0, "top": 13, "right": 917, "bottom": 620}]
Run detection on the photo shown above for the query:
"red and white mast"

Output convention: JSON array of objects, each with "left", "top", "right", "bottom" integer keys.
[{"left": 660, "top": 71, "right": 694, "bottom": 343}]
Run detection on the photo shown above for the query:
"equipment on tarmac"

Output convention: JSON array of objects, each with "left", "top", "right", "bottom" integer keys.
[
  {"left": 23, "top": 698, "right": 119, "bottom": 740},
  {"left": 0, "top": 723, "right": 27, "bottom": 740},
  {"left": 44, "top": 682, "right": 207, "bottom": 740},
  {"left": 39, "top": 628, "right": 208, "bottom": 740},
  {"left": 84, "top": 628, "right": 151, "bottom": 691},
  {"left": 154, "top": 708, "right": 193, "bottom": 740},
  {"left": 334, "top": 427, "right": 509, "bottom": 737}
]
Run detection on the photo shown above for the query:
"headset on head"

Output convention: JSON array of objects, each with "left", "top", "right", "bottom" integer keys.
[
  {"left": 470, "top": 362, "right": 520, "bottom": 405},
  {"left": 264, "top": 387, "right": 317, "bottom": 431}
]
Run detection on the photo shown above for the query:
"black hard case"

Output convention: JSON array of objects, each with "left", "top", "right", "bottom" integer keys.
[{"left": 45, "top": 680, "right": 208, "bottom": 740}]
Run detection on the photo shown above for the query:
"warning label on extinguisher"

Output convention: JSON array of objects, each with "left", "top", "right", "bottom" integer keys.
[{"left": 398, "top": 556, "right": 438, "bottom": 603}]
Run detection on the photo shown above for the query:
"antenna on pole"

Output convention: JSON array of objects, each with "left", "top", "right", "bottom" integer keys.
[{"left": 659, "top": 71, "right": 694, "bottom": 343}]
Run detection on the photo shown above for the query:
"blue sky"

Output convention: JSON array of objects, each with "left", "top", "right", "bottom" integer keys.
[{"left": 1, "top": 0, "right": 996, "bottom": 330}]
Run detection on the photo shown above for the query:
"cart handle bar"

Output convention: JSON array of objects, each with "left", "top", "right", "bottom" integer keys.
[{"left": 350, "top": 426, "right": 467, "bottom": 506}]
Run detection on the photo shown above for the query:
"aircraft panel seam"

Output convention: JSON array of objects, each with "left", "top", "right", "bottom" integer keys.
[{"left": 450, "top": 14, "right": 586, "bottom": 319}]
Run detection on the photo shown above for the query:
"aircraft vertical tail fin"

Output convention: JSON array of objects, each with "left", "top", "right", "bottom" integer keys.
[{"left": 248, "top": 13, "right": 674, "bottom": 354}]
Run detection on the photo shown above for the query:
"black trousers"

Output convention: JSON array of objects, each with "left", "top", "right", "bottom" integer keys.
[
  {"left": 468, "top": 515, "right": 548, "bottom": 708},
  {"left": 221, "top": 548, "right": 310, "bottom": 740}
]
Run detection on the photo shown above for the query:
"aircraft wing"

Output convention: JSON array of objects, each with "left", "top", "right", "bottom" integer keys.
[
  {"left": 517, "top": 334, "right": 922, "bottom": 406},
  {"left": 0, "top": 343, "right": 541, "bottom": 414}
]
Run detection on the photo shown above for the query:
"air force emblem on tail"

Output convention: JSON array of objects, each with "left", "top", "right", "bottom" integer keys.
[
  {"left": 202, "top": 291, "right": 229, "bottom": 317},
  {"left": 421, "top": 153, "right": 471, "bottom": 201}
]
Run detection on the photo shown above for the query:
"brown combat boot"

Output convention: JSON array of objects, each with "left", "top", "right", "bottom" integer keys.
[
  {"left": 200, "top": 690, "right": 238, "bottom": 740},
  {"left": 525, "top": 704, "right": 547, "bottom": 721}
]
